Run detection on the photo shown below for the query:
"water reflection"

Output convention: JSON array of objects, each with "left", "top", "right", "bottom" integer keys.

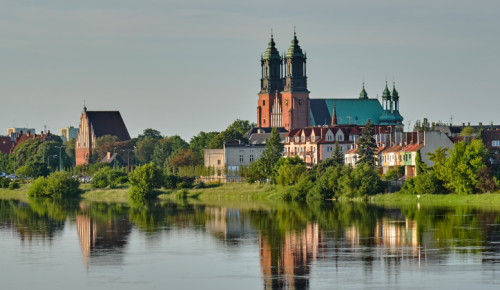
[{"left": 1, "top": 198, "right": 500, "bottom": 288}]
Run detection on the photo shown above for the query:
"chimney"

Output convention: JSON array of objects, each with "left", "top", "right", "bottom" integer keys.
[
  {"left": 26, "top": 131, "right": 30, "bottom": 137},
  {"left": 468, "top": 122, "right": 470, "bottom": 126},
  {"left": 479, "top": 122, "right": 482, "bottom": 126},
  {"left": 462, "top": 123, "right": 465, "bottom": 127},
  {"left": 107, "top": 152, "right": 111, "bottom": 160}
]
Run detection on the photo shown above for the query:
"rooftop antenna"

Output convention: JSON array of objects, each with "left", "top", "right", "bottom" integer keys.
[
  {"left": 407, "top": 120, "right": 412, "bottom": 132},
  {"left": 449, "top": 115, "right": 453, "bottom": 125},
  {"left": 339, "top": 117, "right": 343, "bottom": 124},
  {"left": 347, "top": 116, "right": 352, "bottom": 124}
]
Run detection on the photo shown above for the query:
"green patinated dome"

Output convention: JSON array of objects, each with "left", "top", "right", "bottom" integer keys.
[
  {"left": 359, "top": 83, "right": 368, "bottom": 99},
  {"left": 391, "top": 82, "right": 399, "bottom": 99},
  {"left": 382, "top": 82, "right": 391, "bottom": 100},
  {"left": 286, "top": 32, "right": 304, "bottom": 58},
  {"left": 263, "top": 35, "right": 281, "bottom": 60}
]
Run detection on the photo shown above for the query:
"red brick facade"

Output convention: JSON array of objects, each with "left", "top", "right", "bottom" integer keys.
[
  {"left": 75, "top": 110, "right": 95, "bottom": 166},
  {"left": 257, "top": 91, "right": 310, "bottom": 130}
]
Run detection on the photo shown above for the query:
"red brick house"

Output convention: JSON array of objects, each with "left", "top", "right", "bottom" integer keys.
[
  {"left": 0, "top": 137, "right": 12, "bottom": 154},
  {"left": 75, "top": 106, "right": 131, "bottom": 166}
]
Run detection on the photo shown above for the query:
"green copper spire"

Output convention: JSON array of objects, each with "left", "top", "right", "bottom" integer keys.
[
  {"left": 359, "top": 83, "right": 368, "bottom": 99},
  {"left": 382, "top": 81, "right": 391, "bottom": 100},
  {"left": 263, "top": 31, "right": 280, "bottom": 60},
  {"left": 391, "top": 82, "right": 399, "bottom": 99},
  {"left": 286, "top": 30, "right": 304, "bottom": 58}
]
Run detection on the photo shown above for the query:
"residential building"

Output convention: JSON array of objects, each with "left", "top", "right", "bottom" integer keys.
[
  {"left": 6, "top": 128, "right": 36, "bottom": 141},
  {"left": 0, "top": 136, "right": 12, "bottom": 154},
  {"left": 100, "top": 152, "right": 129, "bottom": 167},
  {"left": 204, "top": 140, "right": 267, "bottom": 182},
  {"left": 256, "top": 32, "right": 403, "bottom": 130},
  {"left": 75, "top": 106, "right": 131, "bottom": 166},
  {"left": 435, "top": 122, "right": 499, "bottom": 138},
  {"left": 60, "top": 126, "right": 79, "bottom": 142},
  {"left": 9, "top": 130, "right": 57, "bottom": 154}
]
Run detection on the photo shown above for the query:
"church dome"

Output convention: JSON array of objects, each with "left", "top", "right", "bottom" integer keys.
[
  {"left": 286, "top": 32, "right": 304, "bottom": 58},
  {"left": 263, "top": 35, "right": 281, "bottom": 60}
]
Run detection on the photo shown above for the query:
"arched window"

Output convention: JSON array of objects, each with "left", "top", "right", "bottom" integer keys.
[{"left": 263, "top": 99, "right": 266, "bottom": 106}]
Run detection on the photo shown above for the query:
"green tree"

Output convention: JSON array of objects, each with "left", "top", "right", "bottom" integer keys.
[
  {"left": 273, "top": 156, "right": 305, "bottom": 181},
  {"left": 315, "top": 142, "right": 344, "bottom": 179},
  {"left": 208, "top": 128, "right": 247, "bottom": 149},
  {"left": 356, "top": 119, "right": 376, "bottom": 167},
  {"left": 276, "top": 163, "right": 306, "bottom": 186},
  {"left": 129, "top": 163, "right": 164, "bottom": 199},
  {"left": 429, "top": 140, "right": 489, "bottom": 194},
  {"left": 259, "top": 128, "right": 284, "bottom": 180},
  {"left": 226, "top": 119, "right": 256, "bottom": 135},
  {"left": 137, "top": 129, "right": 163, "bottom": 141},
  {"left": 136, "top": 137, "right": 158, "bottom": 164},
  {"left": 460, "top": 127, "right": 474, "bottom": 137},
  {"left": 64, "top": 139, "right": 76, "bottom": 165},
  {"left": 189, "top": 131, "right": 220, "bottom": 159},
  {"left": 95, "top": 135, "right": 120, "bottom": 148}
]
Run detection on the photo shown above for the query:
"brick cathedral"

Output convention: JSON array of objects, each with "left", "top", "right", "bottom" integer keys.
[{"left": 257, "top": 32, "right": 404, "bottom": 130}]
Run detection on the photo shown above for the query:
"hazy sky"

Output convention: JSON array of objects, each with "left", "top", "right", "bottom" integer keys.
[{"left": 1, "top": 0, "right": 499, "bottom": 140}]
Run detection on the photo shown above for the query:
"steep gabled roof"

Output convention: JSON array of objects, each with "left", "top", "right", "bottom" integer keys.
[
  {"left": 310, "top": 99, "right": 383, "bottom": 126},
  {"left": 86, "top": 111, "right": 131, "bottom": 141}
]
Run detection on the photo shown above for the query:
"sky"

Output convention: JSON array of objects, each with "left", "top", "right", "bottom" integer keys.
[{"left": 1, "top": 0, "right": 499, "bottom": 140}]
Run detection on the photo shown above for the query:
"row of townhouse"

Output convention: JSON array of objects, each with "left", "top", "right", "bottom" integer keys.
[
  {"left": 345, "top": 131, "right": 454, "bottom": 177},
  {"left": 283, "top": 124, "right": 395, "bottom": 167}
]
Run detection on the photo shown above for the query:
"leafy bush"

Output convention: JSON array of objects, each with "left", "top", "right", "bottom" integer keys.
[
  {"left": 0, "top": 178, "right": 10, "bottom": 189},
  {"left": 9, "top": 180, "right": 20, "bottom": 190},
  {"left": 115, "top": 176, "right": 129, "bottom": 184},
  {"left": 129, "top": 163, "right": 164, "bottom": 199},
  {"left": 176, "top": 181, "right": 190, "bottom": 189},
  {"left": 164, "top": 174, "right": 181, "bottom": 189},
  {"left": 109, "top": 181, "right": 118, "bottom": 189},
  {"left": 91, "top": 170, "right": 109, "bottom": 189},
  {"left": 195, "top": 181, "right": 206, "bottom": 189},
  {"left": 276, "top": 164, "right": 307, "bottom": 186},
  {"left": 28, "top": 172, "right": 80, "bottom": 197},
  {"left": 174, "top": 188, "right": 188, "bottom": 199}
]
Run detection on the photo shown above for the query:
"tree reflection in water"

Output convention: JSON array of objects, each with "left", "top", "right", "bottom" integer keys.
[{"left": 1, "top": 198, "right": 500, "bottom": 287}]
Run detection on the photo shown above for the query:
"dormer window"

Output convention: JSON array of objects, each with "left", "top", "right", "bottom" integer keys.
[
  {"left": 337, "top": 135, "right": 343, "bottom": 141},
  {"left": 301, "top": 136, "right": 305, "bottom": 142},
  {"left": 327, "top": 135, "right": 333, "bottom": 141}
]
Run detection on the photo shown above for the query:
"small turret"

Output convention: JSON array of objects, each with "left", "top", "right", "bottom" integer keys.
[
  {"left": 359, "top": 83, "right": 368, "bottom": 99},
  {"left": 331, "top": 104, "right": 338, "bottom": 126}
]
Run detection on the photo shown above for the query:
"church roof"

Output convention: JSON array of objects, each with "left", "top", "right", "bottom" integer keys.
[
  {"left": 310, "top": 99, "right": 383, "bottom": 126},
  {"left": 86, "top": 111, "right": 131, "bottom": 141}
]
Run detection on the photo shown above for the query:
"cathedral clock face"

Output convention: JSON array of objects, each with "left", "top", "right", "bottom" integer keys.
[{"left": 298, "top": 99, "right": 303, "bottom": 107}]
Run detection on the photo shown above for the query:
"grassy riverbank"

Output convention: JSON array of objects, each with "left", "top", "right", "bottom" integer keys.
[
  {"left": 371, "top": 192, "right": 500, "bottom": 206},
  {"left": 4, "top": 182, "right": 500, "bottom": 206}
]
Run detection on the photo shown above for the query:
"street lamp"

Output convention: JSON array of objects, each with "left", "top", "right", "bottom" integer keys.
[
  {"left": 55, "top": 146, "right": 65, "bottom": 171},
  {"left": 113, "top": 147, "right": 117, "bottom": 168}
]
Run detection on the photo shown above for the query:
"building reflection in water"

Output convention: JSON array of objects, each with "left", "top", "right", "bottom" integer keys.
[
  {"left": 260, "top": 223, "right": 322, "bottom": 290},
  {"left": 204, "top": 207, "right": 256, "bottom": 242},
  {"left": 76, "top": 203, "right": 132, "bottom": 267}
]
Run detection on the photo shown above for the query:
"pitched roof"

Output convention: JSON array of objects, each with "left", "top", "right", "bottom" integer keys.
[
  {"left": 248, "top": 133, "right": 287, "bottom": 144},
  {"left": 86, "top": 111, "right": 131, "bottom": 141},
  {"left": 310, "top": 99, "right": 383, "bottom": 126},
  {"left": 10, "top": 131, "right": 57, "bottom": 153}
]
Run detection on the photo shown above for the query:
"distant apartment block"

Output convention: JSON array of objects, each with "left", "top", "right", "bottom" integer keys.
[
  {"left": 6, "top": 128, "right": 36, "bottom": 141},
  {"left": 60, "top": 126, "right": 79, "bottom": 142}
]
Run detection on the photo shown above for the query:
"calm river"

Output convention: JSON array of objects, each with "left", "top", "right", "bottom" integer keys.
[{"left": 1, "top": 198, "right": 500, "bottom": 289}]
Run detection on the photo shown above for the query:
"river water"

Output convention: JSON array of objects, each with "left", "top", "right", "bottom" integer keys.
[{"left": 1, "top": 198, "right": 500, "bottom": 289}]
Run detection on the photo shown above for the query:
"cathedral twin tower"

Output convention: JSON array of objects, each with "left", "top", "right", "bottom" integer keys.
[{"left": 257, "top": 32, "right": 310, "bottom": 130}]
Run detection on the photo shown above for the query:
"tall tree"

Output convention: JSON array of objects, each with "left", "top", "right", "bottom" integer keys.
[
  {"left": 332, "top": 141, "right": 344, "bottom": 166},
  {"left": 137, "top": 129, "right": 163, "bottom": 141},
  {"left": 259, "top": 128, "right": 284, "bottom": 179},
  {"left": 208, "top": 128, "right": 247, "bottom": 149},
  {"left": 168, "top": 149, "right": 201, "bottom": 168},
  {"left": 356, "top": 119, "right": 377, "bottom": 167},
  {"left": 226, "top": 119, "right": 257, "bottom": 135},
  {"left": 190, "top": 131, "right": 220, "bottom": 159},
  {"left": 136, "top": 137, "right": 157, "bottom": 164}
]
